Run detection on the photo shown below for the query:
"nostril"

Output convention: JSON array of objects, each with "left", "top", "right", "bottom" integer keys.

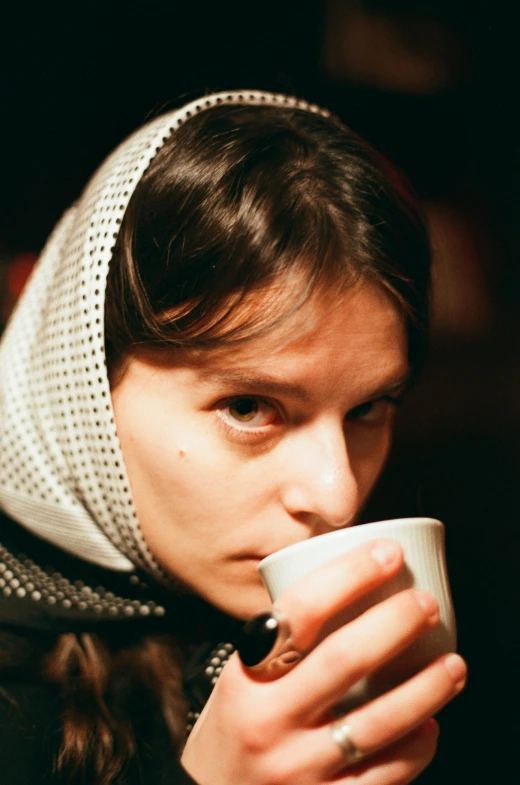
[{"left": 327, "top": 510, "right": 357, "bottom": 529}]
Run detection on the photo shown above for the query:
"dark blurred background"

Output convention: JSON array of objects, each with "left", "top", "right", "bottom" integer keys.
[{"left": 1, "top": 2, "right": 518, "bottom": 782}]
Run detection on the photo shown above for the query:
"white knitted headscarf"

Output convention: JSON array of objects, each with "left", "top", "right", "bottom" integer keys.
[{"left": 0, "top": 90, "right": 329, "bottom": 579}]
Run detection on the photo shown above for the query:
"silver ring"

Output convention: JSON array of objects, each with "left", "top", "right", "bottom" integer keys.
[{"left": 331, "top": 718, "right": 364, "bottom": 765}]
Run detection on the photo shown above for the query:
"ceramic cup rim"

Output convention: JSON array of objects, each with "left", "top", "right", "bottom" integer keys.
[{"left": 258, "top": 516, "right": 443, "bottom": 572}]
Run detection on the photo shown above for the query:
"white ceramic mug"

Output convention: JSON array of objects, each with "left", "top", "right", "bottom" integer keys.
[{"left": 259, "top": 517, "right": 457, "bottom": 709}]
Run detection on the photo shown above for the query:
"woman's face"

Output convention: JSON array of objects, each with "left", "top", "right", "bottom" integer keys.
[{"left": 111, "top": 281, "right": 409, "bottom": 619}]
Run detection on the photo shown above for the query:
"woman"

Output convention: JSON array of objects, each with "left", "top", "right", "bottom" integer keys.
[{"left": 0, "top": 90, "right": 466, "bottom": 784}]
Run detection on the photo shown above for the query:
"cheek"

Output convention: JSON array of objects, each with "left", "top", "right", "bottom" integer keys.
[
  {"left": 118, "top": 407, "right": 266, "bottom": 536},
  {"left": 112, "top": 394, "right": 202, "bottom": 521},
  {"left": 123, "top": 428, "right": 215, "bottom": 514}
]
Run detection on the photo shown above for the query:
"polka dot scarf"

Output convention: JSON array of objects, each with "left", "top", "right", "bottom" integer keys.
[{"left": 0, "top": 91, "right": 329, "bottom": 581}]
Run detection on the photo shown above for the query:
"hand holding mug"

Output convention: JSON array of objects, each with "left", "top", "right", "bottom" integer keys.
[
  {"left": 257, "top": 517, "right": 457, "bottom": 708},
  {"left": 181, "top": 524, "right": 466, "bottom": 785}
]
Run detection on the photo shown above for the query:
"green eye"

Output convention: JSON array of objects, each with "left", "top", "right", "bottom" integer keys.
[{"left": 229, "top": 398, "right": 259, "bottom": 422}]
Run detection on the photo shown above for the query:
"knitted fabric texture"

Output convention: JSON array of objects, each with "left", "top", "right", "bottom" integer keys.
[{"left": 0, "top": 90, "right": 329, "bottom": 579}]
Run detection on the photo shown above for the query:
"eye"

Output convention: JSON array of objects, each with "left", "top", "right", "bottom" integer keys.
[
  {"left": 220, "top": 396, "right": 280, "bottom": 429},
  {"left": 230, "top": 397, "right": 260, "bottom": 422},
  {"left": 346, "top": 395, "right": 402, "bottom": 424}
]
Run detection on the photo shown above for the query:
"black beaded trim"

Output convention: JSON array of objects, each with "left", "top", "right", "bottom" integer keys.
[
  {"left": 203, "top": 641, "right": 235, "bottom": 687},
  {"left": 0, "top": 542, "right": 166, "bottom": 618},
  {"left": 185, "top": 641, "right": 235, "bottom": 736},
  {"left": 0, "top": 513, "right": 175, "bottom": 630}
]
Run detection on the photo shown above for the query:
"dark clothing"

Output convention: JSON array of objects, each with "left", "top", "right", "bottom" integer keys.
[
  {"left": 0, "top": 514, "right": 238, "bottom": 784},
  {"left": 0, "top": 628, "right": 198, "bottom": 785}
]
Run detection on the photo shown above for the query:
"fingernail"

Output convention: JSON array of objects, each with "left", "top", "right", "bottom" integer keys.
[
  {"left": 414, "top": 590, "right": 439, "bottom": 620},
  {"left": 371, "top": 539, "right": 401, "bottom": 567},
  {"left": 423, "top": 718, "right": 439, "bottom": 736},
  {"left": 443, "top": 654, "right": 467, "bottom": 688}
]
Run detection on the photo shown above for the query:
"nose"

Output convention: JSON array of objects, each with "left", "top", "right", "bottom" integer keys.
[{"left": 280, "top": 420, "right": 359, "bottom": 530}]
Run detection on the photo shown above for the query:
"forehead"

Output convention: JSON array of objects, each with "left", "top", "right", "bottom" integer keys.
[
  {"left": 202, "top": 279, "right": 404, "bottom": 355},
  {"left": 144, "top": 280, "right": 409, "bottom": 400}
]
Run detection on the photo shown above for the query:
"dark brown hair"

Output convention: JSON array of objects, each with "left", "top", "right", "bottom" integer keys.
[
  {"left": 43, "top": 632, "right": 187, "bottom": 784},
  {"left": 105, "top": 102, "right": 431, "bottom": 378}
]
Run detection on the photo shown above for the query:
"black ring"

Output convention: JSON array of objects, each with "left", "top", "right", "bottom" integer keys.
[{"left": 236, "top": 609, "right": 302, "bottom": 678}]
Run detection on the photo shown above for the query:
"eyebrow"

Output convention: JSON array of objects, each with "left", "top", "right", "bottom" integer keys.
[
  {"left": 198, "top": 370, "right": 312, "bottom": 401},
  {"left": 197, "top": 369, "right": 411, "bottom": 402}
]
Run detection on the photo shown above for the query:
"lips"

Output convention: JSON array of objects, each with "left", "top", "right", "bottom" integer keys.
[
  {"left": 238, "top": 547, "right": 299, "bottom": 561},
  {"left": 236, "top": 538, "right": 313, "bottom": 563}
]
